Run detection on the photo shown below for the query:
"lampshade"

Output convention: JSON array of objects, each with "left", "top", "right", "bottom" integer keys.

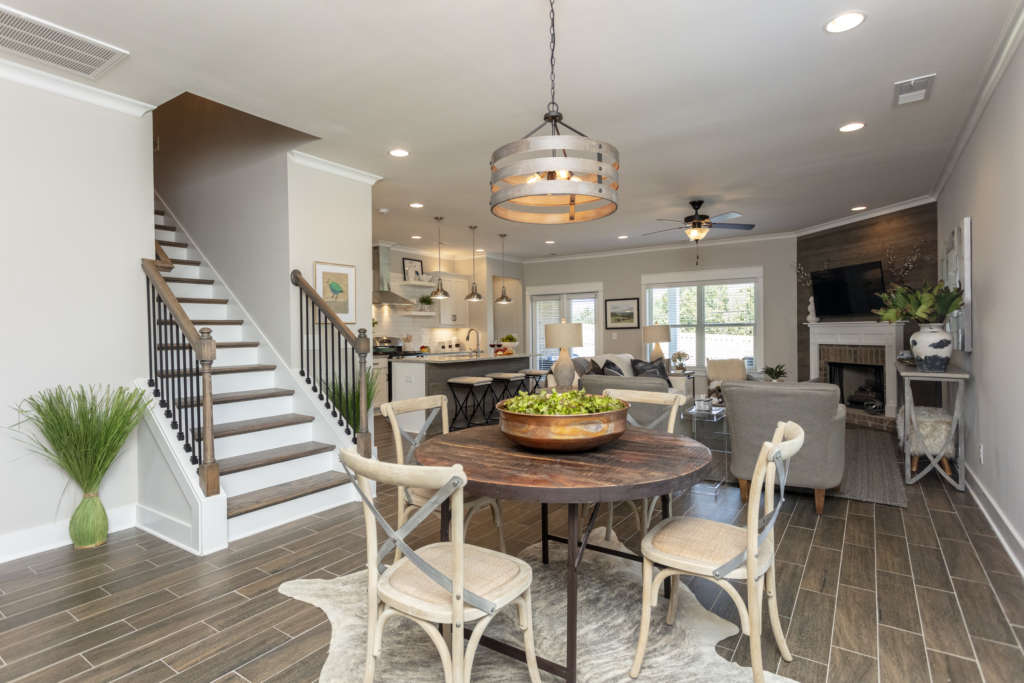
[
  {"left": 643, "top": 324, "right": 670, "bottom": 344},
  {"left": 545, "top": 322, "right": 583, "bottom": 349}
]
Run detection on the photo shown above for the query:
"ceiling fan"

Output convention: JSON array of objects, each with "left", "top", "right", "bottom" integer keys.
[{"left": 644, "top": 199, "right": 755, "bottom": 265}]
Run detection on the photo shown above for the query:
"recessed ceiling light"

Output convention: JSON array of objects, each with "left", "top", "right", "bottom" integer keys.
[
  {"left": 389, "top": 148, "right": 409, "bottom": 157},
  {"left": 411, "top": 234, "right": 422, "bottom": 239},
  {"left": 825, "top": 12, "right": 865, "bottom": 33},
  {"left": 476, "top": 248, "right": 485, "bottom": 253},
  {"left": 377, "top": 207, "right": 389, "bottom": 214},
  {"left": 617, "top": 235, "right": 629, "bottom": 240},
  {"left": 409, "top": 202, "right": 424, "bottom": 208},
  {"left": 839, "top": 122, "right": 865, "bottom": 133},
  {"left": 545, "top": 240, "right": 555, "bottom": 244},
  {"left": 851, "top": 205, "right": 868, "bottom": 212}
]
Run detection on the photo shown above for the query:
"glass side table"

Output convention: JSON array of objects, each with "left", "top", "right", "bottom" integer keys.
[{"left": 687, "top": 405, "right": 730, "bottom": 498}]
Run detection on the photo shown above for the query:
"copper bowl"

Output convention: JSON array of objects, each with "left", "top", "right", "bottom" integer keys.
[{"left": 496, "top": 400, "right": 629, "bottom": 452}]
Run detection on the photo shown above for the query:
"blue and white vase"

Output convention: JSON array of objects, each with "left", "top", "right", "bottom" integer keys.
[{"left": 910, "top": 323, "right": 953, "bottom": 372}]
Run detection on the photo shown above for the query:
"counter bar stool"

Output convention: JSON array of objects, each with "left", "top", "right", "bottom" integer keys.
[
  {"left": 485, "top": 370, "right": 526, "bottom": 407},
  {"left": 448, "top": 376, "right": 494, "bottom": 431},
  {"left": 521, "top": 369, "right": 549, "bottom": 394}
]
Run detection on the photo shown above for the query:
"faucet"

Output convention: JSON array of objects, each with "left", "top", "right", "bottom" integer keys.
[{"left": 465, "top": 328, "right": 481, "bottom": 356}]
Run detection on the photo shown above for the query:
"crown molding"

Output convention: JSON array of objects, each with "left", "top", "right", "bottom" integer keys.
[
  {"left": 933, "top": 1, "right": 1024, "bottom": 198},
  {"left": 0, "top": 57, "right": 153, "bottom": 116},
  {"left": 379, "top": 241, "right": 524, "bottom": 263},
  {"left": 521, "top": 230, "right": 794, "bottom": 264},
  {"left": 289, "top": 150, "right": 382, "bottom": 185},
  {"left": 793, "top": 195, "right": 936, "bottom": 238}
]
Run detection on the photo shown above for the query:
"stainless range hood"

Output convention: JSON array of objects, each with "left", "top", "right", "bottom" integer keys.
[{"left": 372, "top": 244, "right": 414, "bottom": 306}]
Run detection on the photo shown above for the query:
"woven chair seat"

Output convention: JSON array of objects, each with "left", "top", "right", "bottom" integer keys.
[
  {"left": 407, "top": 486, "right": 491, "bottom": 508},
  {"left": 642, "top": 516, "right": 773, "bottom": 580},
  {"left": 379, "top": 542, "right": 532, "bottom": 623}
]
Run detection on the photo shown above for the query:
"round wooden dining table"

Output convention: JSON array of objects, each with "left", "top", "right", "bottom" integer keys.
[{"left": 416, "top": 424, "right": 711, "bottom": 683}]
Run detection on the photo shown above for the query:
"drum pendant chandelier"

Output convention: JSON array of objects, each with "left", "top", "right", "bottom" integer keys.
[{"left": 489, "top": 0, "right": 619, "bottom": 224}]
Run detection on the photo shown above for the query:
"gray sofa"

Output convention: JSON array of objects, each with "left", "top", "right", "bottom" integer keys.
[{"left": 722, "top": 381, "right": 845, "bottom": 514}]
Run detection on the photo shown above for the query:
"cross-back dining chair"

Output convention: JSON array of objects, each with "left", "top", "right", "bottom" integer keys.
[
  {"left": 338, "top": 449, "right": 541, "bottom": 683},
  {"left": 381, "top": 396, "right": 506, "bottom": 556},
  {"left": 595, "top": 389, "right": 687, "bottom": 538},
  {"left": 630, "top": 420, "right": 805, "bottom": 683}
]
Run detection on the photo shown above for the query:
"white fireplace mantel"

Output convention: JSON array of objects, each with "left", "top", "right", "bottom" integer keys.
[{"left": 806, "top": 321, "right": 907, "bottom": 418}]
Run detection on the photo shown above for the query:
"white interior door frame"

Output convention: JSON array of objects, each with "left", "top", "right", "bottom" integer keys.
[{"left": 524, "top": 281, "right": 604, "bottom": 365}]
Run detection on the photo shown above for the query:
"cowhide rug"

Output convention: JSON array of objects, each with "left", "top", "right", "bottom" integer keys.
[{"left": 280, "top": 529, "right": 794, "bottom": 682}]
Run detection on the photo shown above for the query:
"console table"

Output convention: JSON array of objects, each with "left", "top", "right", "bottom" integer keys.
[{"left": 897, "top": 362, "right": 970, "bottom": 491}]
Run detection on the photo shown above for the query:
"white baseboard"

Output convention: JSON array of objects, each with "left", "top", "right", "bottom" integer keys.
[
  {"left": 966, "top": 466, "right": 1024, "bottom": 577},
  {"left": 135, "top": 503, "right": 202, "bottom": 556},
  {"left": 0, "top": 503, "right": 137, "bottom": 564}
]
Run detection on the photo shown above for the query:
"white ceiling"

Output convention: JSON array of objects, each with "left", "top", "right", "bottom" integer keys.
[{"left": 9, "top": 0, "right": 1021, "bottom": 259}]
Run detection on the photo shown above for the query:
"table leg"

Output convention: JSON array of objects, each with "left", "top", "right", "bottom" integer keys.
[
  {"left": 439, "top": 499, "right": 451, "bottom": 543},
  {"left": 566, "top": 503, "right": 579, "bottom": 683},
  {"left": 541, "top": 503, "right": 550, "bottom": 565},
  {"left": 661, "top": 494, "right": 672, "bottom": 600}
]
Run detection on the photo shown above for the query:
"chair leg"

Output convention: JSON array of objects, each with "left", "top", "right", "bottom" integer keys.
[
  {"left": 395, "top": 502, "right": 408, "bottom": 563},
  {"left": 748, "top": 576, "right": 765, "bottom": 683},
  {"left": 766, "top": 563, "right": 792, "bottom": 662},
  {"left": 412, "top": 618, "right": 454, "bottom": 683},
  {"left": 463, "top": 614, "right": 496, "bottom": 682},
  {"left": 630, "top": 558, "right": 655, "bottom": 678},
  {"left": 516, "top": 591, "right": 542, "bottom": 683},
  {"left": 605, "top": 502, "right": 615, "bottom": 540},
  {"left": 814, "top": 489, "right": 825, "bottom": 515},
  {"left": 364, "top": 599, "right": 378, "bottom": 683},
  {"left": 666, "top": 574, "right": 680, "bottom": 626},
  {"left": 738, "top": 479, "right": 750, "bottom": 502},
  {"left": 489, "top": 499, "right": 507, "bottom": 553},
  {"left": 910, "top": 455, "right": 920, "bottom": 473}
]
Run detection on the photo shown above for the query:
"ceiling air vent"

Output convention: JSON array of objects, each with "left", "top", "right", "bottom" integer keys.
[
  {"left": 0, "top": 4, "right": 128, "bottom": 78},
  {"left": 893, "top": 73, "right": 936, "bottom": 106}
]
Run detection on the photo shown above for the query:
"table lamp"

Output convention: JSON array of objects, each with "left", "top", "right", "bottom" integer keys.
[
  {"left": 545, "top": 321, "right": 583, "bottom": 388},
  {"left": 643, "top": 324, "right": 670, "bottom": 362}
]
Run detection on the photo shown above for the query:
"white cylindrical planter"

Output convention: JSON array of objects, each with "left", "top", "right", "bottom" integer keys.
[{"left": 910, "top": 323, "right": 953, "bottom": 372}]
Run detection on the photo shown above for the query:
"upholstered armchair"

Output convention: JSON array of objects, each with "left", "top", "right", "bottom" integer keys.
[
  {"left": 722, "top": 381, "right": 845, "bottom": 514},
  {"left": 706, "top": 358, "right": 764, "bottom": 400}
]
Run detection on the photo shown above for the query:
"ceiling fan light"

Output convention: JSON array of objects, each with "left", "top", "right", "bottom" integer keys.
[{"left": 685, "top": 226, "right": 710, "bottom": 242}]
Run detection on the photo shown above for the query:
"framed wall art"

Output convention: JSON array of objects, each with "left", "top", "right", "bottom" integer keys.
[
  {"left": 941, "top": 217, "right": 972, "bottom": 352},
  {"left": 605, "top": 297, "right": 640, "bottom": 329},
  {"left": 402, "top": 257, "right": 425, "bottom": 282},
  {"left": 314, "top": 261, "right": 356, "bottom": 324}
]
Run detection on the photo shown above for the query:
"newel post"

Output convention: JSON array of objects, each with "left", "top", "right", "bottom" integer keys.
[
  {"left": 355, "top": 328, "right": 371, "bottom": 458},
  {"left": 197, "top": 327, "right": 220, "bottom": 496}
]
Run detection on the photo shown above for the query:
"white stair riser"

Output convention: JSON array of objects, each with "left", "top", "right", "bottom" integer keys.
[
  {"left": 197, "top": 324, "right": 243, "bottom": 342},
  {"left": 219, "top": 451, "right": 334, "bottom": 497},
  {"left": 160, "top": 244, "right": 190, "bottom": 260},
  {"left": 155, "top": 213, "right": 171, "bottom": 226},
  {"left": 181, "top": 302, "right": 228, "bottom": 318},
  {"left": 212, "top": 395, "right": 293, "bottom": 423},
  {"left": 212, "top": 346, "right": 259, "bottom": 366},
  {"left": 211, "top": 369, "right": 275, "bottom": 393},
  {"left": 166, "top": 281, "right": 214, "bottom": 299},
  {"left": 213, "top": 422, "right": 313, "bottom": 458},
  {"left": 169, "top": 263, "right": 203, "bottom": 278},
  {"left": 228, "top": 483, "right": 358, "bottom": 542}
]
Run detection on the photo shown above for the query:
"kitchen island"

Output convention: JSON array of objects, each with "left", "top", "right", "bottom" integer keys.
[{"left": 389, "top": 354, "right": 534, "bottom": 433}]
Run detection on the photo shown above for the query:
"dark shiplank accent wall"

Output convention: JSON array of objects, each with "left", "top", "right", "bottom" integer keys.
[{"left": 796, "top": 203, "right": 938, "bottom": 381}]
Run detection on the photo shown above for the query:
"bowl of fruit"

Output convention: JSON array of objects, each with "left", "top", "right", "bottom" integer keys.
[{"left": 496, "top": 390, "right": 629, "bottom": 452}]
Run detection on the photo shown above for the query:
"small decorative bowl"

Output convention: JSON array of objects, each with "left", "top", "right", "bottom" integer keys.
[{"left": 496, "top": 400, "right": 629, "bottom": 452}]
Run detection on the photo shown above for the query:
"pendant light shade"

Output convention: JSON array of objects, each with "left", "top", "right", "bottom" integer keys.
[
  {"left": 495, "top": 233, "right": 512, "bottom": 305},
  {"left": 489, "top": 0, "right": 619, "bottom": 224},
  {"left": 429, "top": 217, "right": 449, "bottom": 300},
  {"left": 465, "top": 225, "right": 484, "bottom": 302}
]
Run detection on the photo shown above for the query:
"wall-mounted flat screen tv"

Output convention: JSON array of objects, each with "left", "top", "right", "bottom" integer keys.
[{"left": 811, "top": 261, "right": 885, "bottom": 317}]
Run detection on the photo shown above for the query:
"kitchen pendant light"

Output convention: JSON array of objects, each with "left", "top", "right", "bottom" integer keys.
[
  {"left": 489, "top": 0, "right": 619, "bottom": 224},
  {"left": 495, "top": 233, "right": 512, "bottom": 305},
  {"left": 429, "top": 217, "right": 449, "bottom": 300},
  {"left": 465, "top": 225, "right": 484, "bottom": 302}
]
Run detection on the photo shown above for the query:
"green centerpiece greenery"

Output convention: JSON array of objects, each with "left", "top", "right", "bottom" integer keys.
[
  {"left": 872, "top": 282, "right": 964, "bottom": 323},
  {"left": 500, "top": 334, "right": 518, "bottom": 343},
  {"left": 328, "top": 369, "right": 379, "bottom": 432},
  {"left": 502, "top": 390, "right": 625, "bottom": 415},
  {"left": 16, "top": 385, "right": 149, "bottom": 549},
  {"left": 763, "top": 364, "right": 787, "bottom": 381}
]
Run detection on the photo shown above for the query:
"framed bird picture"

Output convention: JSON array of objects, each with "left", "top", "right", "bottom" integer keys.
[{"left": 314, "top": 261, "right": 356, "bottom": 324}]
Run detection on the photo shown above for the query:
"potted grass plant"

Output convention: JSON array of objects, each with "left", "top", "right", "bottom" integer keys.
[
  {"left": 328, "top": 369, "right": 379, "bottom": 433},
  {"left": 763, "top": 364, "right": 787, "bottom": 382},
  {"left": 16, "top": 385, "right": 149, "bottom": 549},
  {"left": 873, "top": 282, "right": 963, "bottom": 372}
]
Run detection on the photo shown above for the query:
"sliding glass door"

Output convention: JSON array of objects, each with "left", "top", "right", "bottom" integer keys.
[{"left": 531, "top": 292, "right": 597, "bottom": 369}]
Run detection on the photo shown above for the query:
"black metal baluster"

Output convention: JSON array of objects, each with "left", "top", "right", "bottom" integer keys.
[
  {"left": 146, "top": 282, "right": 155, "bottom": 388},
  {"left": 306, "top": 296, "right": 314, "bottom": 387},
  {"left": 183, "top": 342, "right": 192, "bottom": 456},
  {"left": 298, "top": 290, "right": 305, "bottom": 378},
  {"left": 318, "top": 310, "right": 325, "bottom": 402},
  {"left": 174, "top": 326, "right": 184, "bottom": 440},
  {"left": 160, "top": 301, "right": 172, "bottom": 417},
  {"left": 326, "top": 320, "right": 334, "bottom": 411},
  {"left": 151, "top": 285, "right": 162, "bottom": 399},
  {"left": 331, "top": 324, "right": 339, "bottom": 418},
  {"left": 193, "top": 352, "right": 201, "bottom": 464}
]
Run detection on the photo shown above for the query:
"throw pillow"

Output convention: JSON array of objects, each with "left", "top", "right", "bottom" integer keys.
[
  {"left": 602, "top": 359, "right": 625, "bottom": 376},
  {"left": 631, "top": 358, "right": 671, "bottom": 386},
  {"left": 571, "top": 356, "right": 591, "bottom": 378},
  {"left": 588, "top": 359, "right": 606, "bottom": 375}
]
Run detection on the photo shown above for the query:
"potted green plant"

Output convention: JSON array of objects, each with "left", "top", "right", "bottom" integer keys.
[
  {"left": 16, "top": 385, "right": 149, "bottom": 549},
  {"left": 873, "top": 282, "right": 963, "bottom": 371},
  {"left": 763, "top": 364, "right": 787, "bottom": 382},
  {"left": 500, "top": 333, "right": 519, "bottom": 351},
  {"left": 329, "top": 369, "right": 379, "bottom": 433},
  {"left": 417, "top": 294, "right": 434, "bottom": 312},
  {"left": 670, "top": 351, "right": 689, "bottom": 372}
]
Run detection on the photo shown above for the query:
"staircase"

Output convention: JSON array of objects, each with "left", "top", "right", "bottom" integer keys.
[{"left": 146, "top": 205, "right": 358, "bottom": 543}]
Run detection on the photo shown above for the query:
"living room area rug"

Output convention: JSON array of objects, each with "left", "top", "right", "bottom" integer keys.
[
  {"left": 833, "top": 428, "right": 907, "bottom": 508},
  {"left": 280, "top": 530, "right": 796, "bottom": 682}
]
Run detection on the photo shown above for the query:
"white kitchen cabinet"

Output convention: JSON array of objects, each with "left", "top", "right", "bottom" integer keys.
[{"left": 436, "top": 275, "right": 469, "bottom": 327}]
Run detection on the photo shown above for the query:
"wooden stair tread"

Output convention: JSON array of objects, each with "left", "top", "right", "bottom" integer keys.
[
  {"left": 218, "top": 441, "right": 334, "bottom": 475},
  {"left": 164, "top": 276, "right": 213, "bottom": 284},
  {"left": 155, "top": 225, "right": 176, "bottom": 232},
  {"left": 171, "top": 258, "right": 200, "bottom": 266},
  {"left": 157, "top": 363, "right": 275, "bottom": 378},
  {"left": 227, "top": 472, "right": 350, "bottom": 518},
  {"left": 157, "top": 318, "right": 243, "bottom": 326},
  {"left": 177, "top": 297, "right": 229, "bottom": 304},
  {"left": 157, "top": 239, "right": 188, "bottom": 248},
  {"left": 177, "top": 387, "right": 293, "bottom": 408},
  {"left": 158, "top": 341, "right": 259, "bottom": 351},
  {"left": 197, "top": 412, "right": 313, "bottom": 440},
  {"left": 154, "top": 209, "right": 165, "bottom": 216}
]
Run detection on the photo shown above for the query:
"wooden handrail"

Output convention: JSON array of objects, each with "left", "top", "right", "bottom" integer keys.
[
  {"left": 142, "top": 258, "right": 214, "bottom": 362},
  {"left": 154, "top": 241, "right": 173, "bottom": 272},
  {"left": 289, "top": 269, "right": 358, "bottom": 344}
]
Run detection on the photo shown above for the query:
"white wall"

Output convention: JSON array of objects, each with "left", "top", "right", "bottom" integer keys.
[
  {"left": 522, "top": 237, "right": 798, "bottom": 373},
  {"left": 0, "top": 77, "right": 153, "bottom": 555},
  {"left": 937, "top": 39, "right": 1024, "bottom": 557}
]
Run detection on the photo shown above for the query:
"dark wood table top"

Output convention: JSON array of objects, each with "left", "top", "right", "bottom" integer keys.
[{"left": 416, "top": 425, "right": 711, "bottom": 504}]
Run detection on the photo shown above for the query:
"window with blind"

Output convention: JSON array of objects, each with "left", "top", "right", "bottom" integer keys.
[
  {"left": 645, "top": 281, "right": 757, "bottom": 367},
  {"left": 532, "top": 292, "right": 597, "bottom": 369}
]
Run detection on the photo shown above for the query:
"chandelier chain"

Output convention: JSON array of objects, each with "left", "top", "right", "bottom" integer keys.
[{"left": 547, "top": 0, "right": 557, "bottom": 113}]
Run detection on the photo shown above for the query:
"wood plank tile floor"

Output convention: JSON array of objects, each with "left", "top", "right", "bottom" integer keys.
[{"left": 1, "top": 420, "right": 1021, "bottom": 682}]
